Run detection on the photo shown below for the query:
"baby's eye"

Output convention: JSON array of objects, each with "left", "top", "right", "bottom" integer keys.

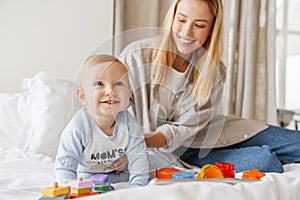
[
  {"left": 115, "top": 81, "right": 124, "bottom": 87},
  {"left": 96, "top": 81, "right": 104, "bottom": 87}
]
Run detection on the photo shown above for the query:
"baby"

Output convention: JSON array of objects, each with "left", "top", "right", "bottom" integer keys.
[{"left": 55, "top": 54, "right": 149, "bottom": 187}]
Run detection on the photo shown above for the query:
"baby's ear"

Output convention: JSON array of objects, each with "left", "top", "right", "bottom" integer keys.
[
  {"left": 128, "top": 88, "right": 133, "bottom": 97},
  {"left": 76, "top": 88, "right": 87, "bottom": 105}
]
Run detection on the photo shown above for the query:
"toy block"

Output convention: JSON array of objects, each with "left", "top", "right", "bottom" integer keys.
[
  {"left": 70, "top": 192, "right": 99, "bottom": 199},
  {"left": 91, "top": 174, "right": 109, "bottom": 184},
  {"left": 68, "top": 177, "right": 93, "bottom": 189},
  {"left": 242, "top": 168, "right": 266, "bottom": 179},
  {"left": 71, "top": 187, "right": 90, "bottom": 195},
  {"left": 215, "top": 162, "right": 235, "bottom": 178},
  {"left": 92, "top": 183, "right": 112, "bottom": 193},
  {"left": 39, "top": 194, "right": 69, "bottom": 200},
  {"left": 156, "top": 168, "right": 181, "bottom": 179},
  {"left": 172, "top": 172, "right": 195, "bottom": 180},
  {"left": 41, "top": 182, "right": 70, "bottom": 198}
]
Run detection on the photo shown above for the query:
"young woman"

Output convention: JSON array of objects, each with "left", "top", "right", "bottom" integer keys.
[{"left": 118, "top": 0, "right": 300, "bottom": 173}]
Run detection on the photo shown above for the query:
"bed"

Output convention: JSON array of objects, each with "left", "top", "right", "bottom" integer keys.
[{"left": 1, "top": 72, "right": 300, "bottom": 200}]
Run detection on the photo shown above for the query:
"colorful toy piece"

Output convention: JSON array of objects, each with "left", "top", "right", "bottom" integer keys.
[
  {"left": 91, "top": 174, "right": 109, "bottom": 184},
  {"left": 215, "top": 162, "right": 235, "bottom": 178},
  {"left": 92, "top": 183, "right": 113, "bottom": 193},
  {"left": 41, "top": 182, "right": 70, "bottom": 198},
  {"left": 156, "top": 168, "right": 181, "bottom": 179},
  {"left": 39, "top": 194, "right": 69, "bottom": 200},
  {"left": 71, "top": 187, "right": 91, "bottom": 195},
  {"left": 70, "top": 191, "right": 99, "bottom": 199},
  {"left": 197, "top": 164, "right": 224, "bottom": 179},
  {"left": 68, "top": 177, "right": 93, "bottom": 190},
  {"left": 67, "top": 177, "right": 99, "bottom": 198},
  {"left": 172, "top": 172, "right": 195, "bottom": 180},
  {"left": 242, "top": 168, "right": 266, "bottom": 179}
]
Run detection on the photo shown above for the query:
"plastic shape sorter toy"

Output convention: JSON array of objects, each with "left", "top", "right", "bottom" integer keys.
[
  {"left": 68, "top": 177, "right": 98, "bottom": 198},
  {"left": 91, "top": 174, "right": 109, "bottom": 184},
  {"left": 92, "top": 183, "right": 113, "bottom": 193},
  {"left": 68, "top": 177, "right": 93, "bottom": 190},
  {"left": 41, "top": 182, "right": 70, "bottom": 198}
]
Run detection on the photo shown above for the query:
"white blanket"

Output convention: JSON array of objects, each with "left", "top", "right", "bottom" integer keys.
[
  {"left": 1, "top": 147, "right": 300, "bottom": 200},
  {"left": 0, "top": 148, "right": 55, "bottom": 200},
  {"left": 1, "top": 73, "right": 300, "bottom": 200}
]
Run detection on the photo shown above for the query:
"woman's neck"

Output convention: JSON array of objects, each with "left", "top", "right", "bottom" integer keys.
[{"left": 172, "top": 55, "right": 190, "bottom": 73}]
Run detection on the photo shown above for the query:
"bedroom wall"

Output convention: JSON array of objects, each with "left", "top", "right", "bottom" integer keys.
[{"left": 0, "top": 0, "right": 113, "bottom": 93}]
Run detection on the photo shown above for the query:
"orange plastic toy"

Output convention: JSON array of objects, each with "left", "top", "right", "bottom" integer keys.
[
  {"left": 156, "top": 168, "right": 181, "bottom": 179},
  {"left": 197, "top": 164, "right": 224, "bottom": 179},
  {"left": 242, "top": 168, "right": 265, "bottom": 179}
]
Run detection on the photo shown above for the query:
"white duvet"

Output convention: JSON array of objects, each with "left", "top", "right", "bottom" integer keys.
[
  {"left": 1, "top": 73, "right": 300, "bottom": 200},
  {"left": 0, "top": 147, "right": 54, "bottom": 200},
  {"left": 1, "top": 147, "right": 300, "bottom": 200}
]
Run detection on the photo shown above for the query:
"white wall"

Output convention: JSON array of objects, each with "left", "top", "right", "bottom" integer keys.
[{"left": 0, "top": 0, "right": 113, "bottom": 93}]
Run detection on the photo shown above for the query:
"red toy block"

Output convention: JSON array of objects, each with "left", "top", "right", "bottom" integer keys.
[
  {"left": 215, "top": 162, "right": 235, "bottom": 178},
  {"left": 70, "top": 192, "right": 99, "bottom": 199}
]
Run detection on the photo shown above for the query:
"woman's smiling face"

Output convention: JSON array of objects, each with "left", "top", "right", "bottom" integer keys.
[{"left": 172, "top": 0, "right": 214, "bottom": 58}]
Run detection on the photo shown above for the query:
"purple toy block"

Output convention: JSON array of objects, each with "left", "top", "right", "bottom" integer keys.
[
  {"left": 91, "top": 174, "right": 109, "bottom": 184},
  {"left": 68, "top": 177, "right": 93, "bottom": 189}
]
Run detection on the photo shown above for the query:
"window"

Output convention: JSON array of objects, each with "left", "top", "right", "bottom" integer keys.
[{"left": 276, "top": 0, "right": 300, "bottom": 110}]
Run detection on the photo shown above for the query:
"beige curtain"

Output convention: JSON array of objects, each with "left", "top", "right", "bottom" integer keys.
[
  {"left": 222, "top": 0, "right": 277, "bottom": 124},
  {"left": 113, "top": 0, "right": 278, "bottom": 124},
  {"left": 113, "top": 0, "right": 173, "bottom": 55}
]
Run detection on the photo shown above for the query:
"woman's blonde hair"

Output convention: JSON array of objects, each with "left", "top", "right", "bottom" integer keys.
[{"left": 151, "top": 0, "right": 225, "bottom": 106}]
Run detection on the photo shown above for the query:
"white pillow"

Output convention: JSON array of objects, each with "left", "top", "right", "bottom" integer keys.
[
  {"left": 22, "top": 72, "right": 82, "bottom": 159},
  {"left": 0, "top": 92, "right": 31, "bottom": 148}
]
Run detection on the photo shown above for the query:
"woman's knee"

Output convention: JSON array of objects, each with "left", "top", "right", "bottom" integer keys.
[
  {"left": 181, "top": 146, "right": 284, "bottom": 173},
  {"left": 235, "top": 145, "right": 283, "bottom": 173}
]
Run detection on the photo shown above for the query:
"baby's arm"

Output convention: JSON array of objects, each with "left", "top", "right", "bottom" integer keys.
[
  {"left": 55, "top": 126, "right": 84, "bottom": 185},
  {"left": 125, "top": 113, "right": 149, "bottom": 187}
]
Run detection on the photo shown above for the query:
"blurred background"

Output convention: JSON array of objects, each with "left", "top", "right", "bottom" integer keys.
[{"left": 0, "top": 0, "right": 299, "bottom": 128}]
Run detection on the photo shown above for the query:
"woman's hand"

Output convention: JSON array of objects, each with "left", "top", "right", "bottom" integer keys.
[
  {"left": 144, "top": 132, "right": 167, "bottom": 148},
  {"left": 113, "top": 155, "right": 128, "bottom": 174}
]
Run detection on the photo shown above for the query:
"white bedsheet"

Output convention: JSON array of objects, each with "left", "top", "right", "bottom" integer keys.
[
  {"left": 1, "top": 74, "right": 300, "bottom": 200},
  {"left": 86, "top": 165, "right": 300, "bottom": 200},
  {"left": 1, "top": 147, "right": 300, "bottom": 200},
  {"left": 0, "top": 147, "right": 55, "bottom": 200}
]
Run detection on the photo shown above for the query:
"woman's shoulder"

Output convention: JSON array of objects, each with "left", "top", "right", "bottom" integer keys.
[
  {"left": 120, "top": 36, "right": 158, "bottom": 55},
  {"left": 217, "top": 60, "right": 227, "bottom": 81},
  {"left": 119, "top": 37, "right": 158, "bottom": 66}
]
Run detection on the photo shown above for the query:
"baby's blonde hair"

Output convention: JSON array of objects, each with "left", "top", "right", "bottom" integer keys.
[{"left": 78, "top": 54, "right": 127, "bottom": 87}]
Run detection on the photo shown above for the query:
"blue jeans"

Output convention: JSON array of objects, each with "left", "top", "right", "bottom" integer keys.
[{"left": 177, "top": 125, "right": 300, "bottom": 173}]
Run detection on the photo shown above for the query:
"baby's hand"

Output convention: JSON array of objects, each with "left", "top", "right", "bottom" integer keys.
[{"left": 113, "top": 155, "right": 128, "bottom": 173}]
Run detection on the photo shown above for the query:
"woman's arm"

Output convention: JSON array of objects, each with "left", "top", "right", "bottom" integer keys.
[{"left": 144, "top": 131, "right": 167, "bottom": 148}]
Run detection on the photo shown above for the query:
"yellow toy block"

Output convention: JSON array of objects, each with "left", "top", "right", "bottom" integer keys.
[
  {"left": 71, "top": 187, "right": 90, "bottom": 195},
  {"left": 41, "top": 182, "right": 70, "bottom": 198}
]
